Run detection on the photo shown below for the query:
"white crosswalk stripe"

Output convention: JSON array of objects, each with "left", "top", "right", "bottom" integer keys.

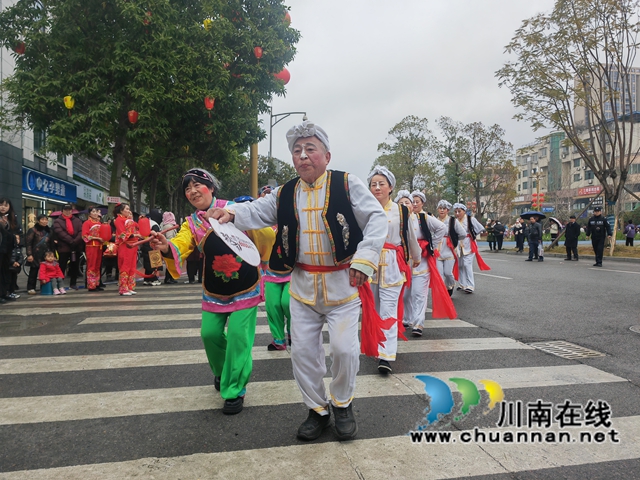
[{"left": 0, "top": 294, "right": 635, "bottom": 477}]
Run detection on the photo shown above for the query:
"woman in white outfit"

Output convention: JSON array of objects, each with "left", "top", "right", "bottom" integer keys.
[
  {"left": 435, "top": 200, "right": 462, "bottom": 296},
  {"left": 403, "top": 192, "right": 449, "bottom": 336},
  {"left": 368, "top": 168, "right": 421, "bottom": 375},
  {"left": 452, "top": 203, "right": 489, "bottom": 293}
]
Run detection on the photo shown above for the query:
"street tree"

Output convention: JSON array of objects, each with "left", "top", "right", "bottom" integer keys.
[
  {"left": 0, "top": 0, "right": 299, "bottom": 204},
  {"left": 437, "top": 118, "right": 515, "bottom": 220},
  {"left": 496, "top": 0, "right": 640, "bottom": 246},
  {"left": 372, "top": 115, "right": 442, "bottom": 193}
]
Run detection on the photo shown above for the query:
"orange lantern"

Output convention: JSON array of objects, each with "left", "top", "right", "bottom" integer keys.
[
  {"left": 203, "top": 18, "right": 213, "bottom": 31},
  {"left": 284, "top": 12, "right": 291, "bottom": 25},
  {"left": 64, "top": 95, "right": 75, "bottom": 116},
  {"left": 204, "top": 97, "right": 215, "bottom": 117},
  {"left": 128, "top": 110, "right": 139, "bottom": 124},
  {"left": 13, "top": 42, "right": 25, "bottom": 55},
  {"left": 254, "top": 46, "right": 263, "bottom": 59},
  {"left": 273, "top": 68, "right": 290, "bottom": 85},
  {"left": 138, "top": 217, "right": 151, "bottom": 237},
  {"left": 99, "top": 224, "right": 112, "bottom": 242}
]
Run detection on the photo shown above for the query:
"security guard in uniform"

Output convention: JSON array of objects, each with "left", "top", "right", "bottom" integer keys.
[{"left": 585, "top": 206, "right": 612, "bottom": 267}]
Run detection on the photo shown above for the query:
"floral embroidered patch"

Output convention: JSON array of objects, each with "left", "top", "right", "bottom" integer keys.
[{"left": 212, "top": 254, "right": 243, "bottom": 282}]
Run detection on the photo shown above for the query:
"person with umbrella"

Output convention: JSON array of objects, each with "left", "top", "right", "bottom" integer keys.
[{"left": 524, "top": 214, "right": 543, "bottom": 262}]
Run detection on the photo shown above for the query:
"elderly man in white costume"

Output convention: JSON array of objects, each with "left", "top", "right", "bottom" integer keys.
[
  {"left": 435, "top": 200, "right": 462, "bottom": 296},
  {"left": 404, "top": 191, "right": 449, "bottom": 336},
  {"left": 368, "top": 168, "right": 421, "bottom": 374},
  {"left": 210, "top": 121, "right": 387, "bottom": 442},
  {"left": 452, "top": 203, "right": 489, "bottom": 293}
]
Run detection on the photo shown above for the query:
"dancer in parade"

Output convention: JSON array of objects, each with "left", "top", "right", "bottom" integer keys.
[
  {"left": 151, "top": 169, "right": 262, "bottom": 415},
  {"left": 405, "top": 191, "right": 454, "bottom": 337},
  {"left": 435, "top": 200, "right": 461, "bottom": 296},
  {"left": 114, "top": 203, "right": 141, "bottom": 296},
  {"left": 210, "top": 120, "right": 388, "bottom": 441},
  {"left": 452, "top": 203, "right": 490, "bottom": 293},
  {"left": 82, "top": 206, "right": 105, "bottom": 292},
  {"left": 368, "top": 167, "right": 421, "bottom": 374}
]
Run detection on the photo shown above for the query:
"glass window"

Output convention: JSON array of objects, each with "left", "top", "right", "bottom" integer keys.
[
  {"left": 573, "top": 158, "right": 581, "bottom": 167},
  {"left": 523, "top": 181, "right": 528, "bottom": 189},
  {"left": 33, "top": 128, "right": 46, "bottom": 153},
  {"left": 585, "top": 170, "right": 594, "bottom": 180},
  {"left": 532, "top": 181, "right": 537, "bottom": 189},
  {"left": 574, "top": 173, "right": 581, "bottom": 182},
  {"left": 57, "top": 153, "right": 67, "bottom": 166},
  {"left": 522, "top": 170, "right": 529, "bottom": 177},
  {"left": 518, "top": 184, "right": 521, "bottom": 191}
]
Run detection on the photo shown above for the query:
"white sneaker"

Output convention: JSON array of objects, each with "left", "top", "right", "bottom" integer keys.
[
  {"left": 120, "top": 291, "right": 133, "bottom": 296},
  {"left": 143, "top": 281, "right": 152, "bottom": 286},
  {"left": 53, "top": 288, "right": 61, "bottom": 295},
  {"left": 27, "top": 290, "right": 36, "bottom": 295},
  {"left": 151, "top": 280, "right": 161, "bottom": 286},
  {"left": 129, "top": 290, "right": 137, "bottom": 295}
]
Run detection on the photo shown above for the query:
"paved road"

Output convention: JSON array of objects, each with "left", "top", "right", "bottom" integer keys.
[{"left": 0, "top": 254, "right": 639, "bottom": 479}]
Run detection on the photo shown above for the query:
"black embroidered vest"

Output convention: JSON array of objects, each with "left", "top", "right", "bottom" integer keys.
[
  {"left": 201, "top": 230, "right": 260, "bottom": 299},
  {"left": 398, "top": 204, "right": 410, "bottom": 262},
  {"left": 417, "top": 212, "right": 434, "bottom": 257},
  {"left": 269, "top": 170, "right": 363, "bottom": 273}
]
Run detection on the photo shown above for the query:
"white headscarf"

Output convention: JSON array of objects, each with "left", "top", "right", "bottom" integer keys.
[
  {"left": 367, "top": 166, "right": 396, "bottom": 189},
  {"left": 286, "top": 121, "right": 330, "bottom": 153},
  {"left": 452, "top": 202, "right": 467, "bottom": 211},
  {"left": 394, "top": 189, "right": 411, "bottom": 203},
  {"left": 437, "top": 200, "right": 452, "bottom": 210},
  {"left": 411, "top": 191, "right": 426, "bottom": 203}
]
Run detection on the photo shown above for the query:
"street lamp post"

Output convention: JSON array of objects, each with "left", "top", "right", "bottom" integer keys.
[
  {"left": 269, "top": 107, "right": 307, "bottom": 158},
  {"left": 531, "top": 169, "right": 546, "bottom": 210}
]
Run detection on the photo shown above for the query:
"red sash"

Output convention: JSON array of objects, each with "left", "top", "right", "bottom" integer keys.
[
  {"left": 469, "top": 237, "right": 491, "bottom": 271},
  {"left": 295, "top": 262, "right": 386, "bottom": 357},
  {"left": 381, "top": 242, "right": 411, "bottom": 341},
  {"left": 418, "top": 240, "right": 457, "bottom": 320},
  {"left": 445, "top": 237, "right": 460, "bottom": 281}
]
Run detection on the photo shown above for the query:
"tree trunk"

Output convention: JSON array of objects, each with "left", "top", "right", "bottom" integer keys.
[
  {"left": 148, "top": 170, "right": 158, "bottom": 210},
  {"left": 128, "top": 175, "right": 135, "bottom": 212},
  {"left": 109, "top": 133, "right": 126, "bottom": 204}
]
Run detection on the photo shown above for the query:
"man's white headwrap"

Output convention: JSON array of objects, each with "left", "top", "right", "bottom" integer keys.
[
  {"left": 437, "top": 200, "right": 452, "bottom": 210},
  {"left": 367, "top": 166, "right": 396, "bottom": 190},
  {"left": 411, "top": 191, "right": 426, "bottom": 204},
  {"left": 286, "top": 121, "right": 330, "bottom": 153},
  {"left": 452, "top": 202, "right": 467, "bottom": 211},
  {"left": 394, "top": 189, "right": 411, "bottom": 203}
]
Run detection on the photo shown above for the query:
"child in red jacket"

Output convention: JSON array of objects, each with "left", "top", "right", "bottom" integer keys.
[{"left": 39, "top": 251, "right": 66, "bottom": 295}]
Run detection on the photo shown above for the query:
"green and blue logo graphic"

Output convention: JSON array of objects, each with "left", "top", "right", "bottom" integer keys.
[{"left": 416, "top": 375, "right": 504, "bottom": 427}]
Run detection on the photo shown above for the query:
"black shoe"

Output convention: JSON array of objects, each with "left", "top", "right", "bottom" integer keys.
[
  {"left": 411, "top": 328, "right": 423, "bottom": 337},
  {"left": 4, "top": 295, "right": 17, "bottom": 301},
  {"left": 565, "top": 258, "right": 572, "bottom": 261},
  {"left": 297, "top": 409, "right": 331, "bottom": 441},
  {"left": 214, "top": 376, "right": 221, "bottom": 391},
  {"left": 574, "top": 257, "right": 579, "bottom": 261},
  {"left": 538, "top": 258, "right": 544, "bottom": 262},
  {"left": 378, "top": 359, "right": 392, "bottom": 375},
  {"left": 525, "top": 259, "right": 533, "bottom": 262},
  {"left": 447, "top": 288, "right": 453, "bottom": 297},
  {"left": 332, "top": 404, "right": 358, "bottom": 441},
  {"left": 222, "top": 396, "right": 244, "bottom": 415},
  {"left": 594, "top": 263, "right": 602, "bottom": 267},
  {"left": 0, "top": 298, "right": 6, "bottom": 304}
]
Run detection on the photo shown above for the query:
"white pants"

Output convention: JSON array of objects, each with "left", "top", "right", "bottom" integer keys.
[
  {"left": 371, "top": 282, "right": 403, "bottom": 361},
  {"left": 290, "top": 296, "right": 361, "bottom": 415},
  {"left": 404, "top": 273, "right": 430, "bottom": 328},
  {"left": 458, "top": 253, "right": 475, "bottom": 291},
  {"left": 437, "top": 257, "right": 456, "bottom": 290}
]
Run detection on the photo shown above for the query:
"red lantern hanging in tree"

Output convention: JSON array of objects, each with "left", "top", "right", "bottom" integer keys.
[
  {"left": 284, "top": 12, "right": 292, "bottom": 25},
  {"left": 13, "top": 42, "right": 25, "bottom": 55},
  {"left": 253, "top": 46, "right": 263, "bottom": 59},
  {"left": 204, "top": 97, "right": 215, "bottom": 117},
  {"left": 273, "top": 68, "right": 291, "bottom": 85},
  {"left": 128, "top": 110, "right": 139, "bottom": 124}
]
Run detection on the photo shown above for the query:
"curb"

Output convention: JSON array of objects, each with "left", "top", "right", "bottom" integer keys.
[{"left": 483, "top": 249, "right": 640, "bottom": 264}]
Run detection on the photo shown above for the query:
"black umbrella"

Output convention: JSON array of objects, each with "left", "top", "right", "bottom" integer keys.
[{"left": 520, "top": 211, "right": 546, "bottom": 220}]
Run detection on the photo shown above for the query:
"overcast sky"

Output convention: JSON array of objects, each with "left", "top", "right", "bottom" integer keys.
[{"left": 257, "top": 0, "right": 556, "bottom": 184}]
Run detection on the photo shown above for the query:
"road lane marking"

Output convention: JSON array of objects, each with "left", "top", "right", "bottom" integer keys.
[
  {"left": 0, "top": 335, "right": 501, "bottom": 373},
  {"left": 0, "top": 365, "right": 623, "bottom": 425},
  {"left": 589, "top": 267, "right": 640, "bottom": 275},
  {"left": 475, "top": 273, "right": 513, "bottom": 280}
]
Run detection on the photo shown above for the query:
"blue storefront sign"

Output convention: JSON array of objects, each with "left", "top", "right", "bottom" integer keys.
[
  {"left": 541, "top": 206, "right": 555, "bottom": 212},
  {"left": 22, "top": 167, "right": 77, "bottom": 203}
]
